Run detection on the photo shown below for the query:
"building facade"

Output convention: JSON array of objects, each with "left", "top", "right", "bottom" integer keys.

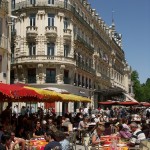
[
  {"left": 11, "top": 0, "right": 132, "bottom": 113},
  {"left": 0, "top": 0, "right": 11, "bottom": 84}
]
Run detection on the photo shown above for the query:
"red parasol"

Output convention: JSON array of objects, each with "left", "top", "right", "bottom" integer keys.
[
  {"left": 99, "top": 101, "right": 119, "bottom": 105},
  {"left": 140, "top": 102, "right": 150, "bottom": 107},
  {"left": 0, "top": 83, "right": 43, "bottom": 101},
  {"left": 119, "top": 101, "right": 139, "bottom": 105}
]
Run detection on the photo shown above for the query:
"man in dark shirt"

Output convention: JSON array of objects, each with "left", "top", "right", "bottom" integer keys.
[{"left": 44, "top": 130, "right": 61, "bottom": 150}]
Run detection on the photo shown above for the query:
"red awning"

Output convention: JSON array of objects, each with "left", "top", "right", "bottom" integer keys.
[
  {"left": 0, "top": 83, "right": 42, "bottom": 101},
  {"left": 119, "top": 101, "right": 139, "bottom": 105},
  {"left": 99, "top": 101, "right": 119, "bottom": 105}
]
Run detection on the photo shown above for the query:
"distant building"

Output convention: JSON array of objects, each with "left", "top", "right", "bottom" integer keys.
[
  {"left": 11, "top": 0, "right": 133, "bottom": 114},
  {"left": 0, "top": 0, "right": 11, "bottom": 83}
]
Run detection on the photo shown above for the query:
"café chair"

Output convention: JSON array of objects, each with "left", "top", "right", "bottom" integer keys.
[{"left": 68, "top": 131, "right": 77, "bottom": 150}]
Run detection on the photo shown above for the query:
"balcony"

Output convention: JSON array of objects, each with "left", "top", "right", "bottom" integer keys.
[
  {"left": 76, "top": 61, "right": 95, "bottom": 74},
  {"left": 45, "top": 26, "right": 57, "bottom": 38},
  {"left": 26, "top": 26, "right": 38, "bottom": 38},
  {"left": 74, "top": 34, "right": 94, "bottom": 53},
  {"left": 63, "top": 29, "right": 72, "bottom": 40},
  {"left": 14, "top": 55, "right": 75, "bottom": 66}
]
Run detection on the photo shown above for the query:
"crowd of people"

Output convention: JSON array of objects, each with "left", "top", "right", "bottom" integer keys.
[{"left": 0, "top": 104, "right": 149, "bottom": 150}]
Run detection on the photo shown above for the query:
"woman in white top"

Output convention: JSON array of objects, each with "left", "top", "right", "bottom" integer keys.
[{"left": 92, "top": 123, "right": 105, "bottom": 145}]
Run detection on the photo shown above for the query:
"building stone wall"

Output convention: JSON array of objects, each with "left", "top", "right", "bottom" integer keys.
[
  {"left": 11, "top": 0, "right": 133, "bottom": 112},
  {"left": 0, "top": 0, "right": 11, "bottom": 84}
]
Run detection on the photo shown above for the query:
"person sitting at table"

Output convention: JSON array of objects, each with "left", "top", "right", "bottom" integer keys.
[
  {"left": 33, "top": 120, "right": 44, "bottom": 138},
  {"left": 47, "top": 118, "right": 58, "bottom": 132},
  {"left": 10, "top": 131, "right": 25, "bottom": 150},
  {"left": 117, "top": 124, "right": 132, "bottom": 140},
  {"left": 61, "top": 117, "right": 72, "bottom": 131},
  {"left": 44, "top": 130, "right": 61, "bottom": 150},
  {"left": 78, "top": 116, "right": 89, "bottom": 130},
  {"left": 127, "top": 122, "right": 146, "bottom": 147},
  {"left": 91, "top": 122, "right": 105, "bottom": 145},
  {"left": 0, "top": 132, "right": 11, "bottom": 150},
  {"left": 103, "top": 122, "right": 112, "bottom": 135},
  {"left": 15, "top": 126, "right": 27, "bottom": 139},
  {"left": 55, "top": 130, "right": 70, "bottom": 150}
]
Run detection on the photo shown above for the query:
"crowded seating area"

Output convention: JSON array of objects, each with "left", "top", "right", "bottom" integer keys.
[{"left": 0, "top": 104, "right": 150, "bottom": 150}]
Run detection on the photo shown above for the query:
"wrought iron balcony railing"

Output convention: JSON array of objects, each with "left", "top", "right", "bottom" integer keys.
[{"left": 74, "top": 34, "right": 94, "bottom": 53}]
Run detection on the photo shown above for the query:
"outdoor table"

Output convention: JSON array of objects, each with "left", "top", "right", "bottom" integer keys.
[
  {"left": 26, "top": 139, "right": 48, "bottom": 150},
  {"left": 100, "top": 135, "right": 129, "bottom": 150}
]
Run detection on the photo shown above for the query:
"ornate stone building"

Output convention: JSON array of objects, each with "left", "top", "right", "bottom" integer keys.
[
  {"left": 0, "top": 0, "right": 11, "bottom": 84},
  {"left": 11, "top": 0, "right": 132, "bottom": 113}
]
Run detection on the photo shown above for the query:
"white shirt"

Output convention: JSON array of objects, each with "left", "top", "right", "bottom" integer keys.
[{"left": 130, "top": 129, "right": 146, "bottom": 145}]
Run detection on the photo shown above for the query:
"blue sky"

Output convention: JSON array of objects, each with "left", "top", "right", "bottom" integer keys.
[{"left": 88, "top": 0, "right": 150, "bottom": 84}]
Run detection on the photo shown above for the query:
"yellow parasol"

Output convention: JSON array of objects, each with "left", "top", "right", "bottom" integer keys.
[
  {"left": 58, "top": 94, "right": 91, "bottom": 103},
  {"left": 24, "top": 86, "right": 62, "bottom": 102}
]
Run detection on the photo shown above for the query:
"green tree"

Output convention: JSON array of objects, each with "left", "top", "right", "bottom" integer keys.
[{"left": 131, "top": 70, "right": 143, "bottom": 101}]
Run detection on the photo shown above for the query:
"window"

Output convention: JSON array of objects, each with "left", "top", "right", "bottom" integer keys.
[
  {"left": 64, "top": 70, "right": 70, "bottom": 84},
  {"left": 64, "top": 0, "right": 68, "bottom": 8},
  {"left": 0, "top": 18, "right": 2, "bottom": 36},
  {"left": 64, "top": 45, "right": 69, "bottom": 57},
  {"left": 48, "top": 14, "right": 55, "bottom": 26},
  {"left": 78, "top": 74, "right": 80, "bottom": 86},
  {"left": 11, "top": 0, "right": 15, "bottom": 9},
  {"left": 48, "top": 0, "right": 54, "bottom": 4},
  {"left": 28, "top": 68, "right": 36, "bottom": 83},
  {"left": 0, "top": 55, "right": 2, "bottom": 73},
  {"left": 46, "top": 68, "right": 56, "bottom": 83},
  {"left": 82, "top": 76, "right": 84, "bottom": 87},
  {"left": 47, "top": 43, "right": 55, "bottom": 56},
  {"left": 29, "top": 43, "right": 36, "bottom": 56},
  {"left": 0, "top": 18, "right": 2, "bottom": 45},
  {"left": 29, "top": 14, "right": 36, "bottom": 26},
  {"left": 30, "top": 0, "right": 36, "bottom": 5},
  {"left": 64, "top": 17, "right": 68, "bottom": 29}
]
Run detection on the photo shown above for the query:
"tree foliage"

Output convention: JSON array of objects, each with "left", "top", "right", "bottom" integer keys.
[{"left": 131, "top": 71, "right": 150, "bottom": 102}]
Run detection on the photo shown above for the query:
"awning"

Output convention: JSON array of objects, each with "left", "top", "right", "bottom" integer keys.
[
  {"left": 123, "top": 93, "right": 138, "bottom": 102},
  {"left": 95, "top": 87, "right": 125, "bottom": 95}
]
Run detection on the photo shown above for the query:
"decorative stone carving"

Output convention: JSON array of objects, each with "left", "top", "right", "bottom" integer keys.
[
  {"left": 18, "top": 65, "right": 23, "bottom": 69},
  {"left": 37, "top": 10, "right": 45, "bottom": 16},
  {"left": 56, "top": 74, "right": 64, "bottom": 84},
  {"left": 38, "top": 64, "right": 43, "bottom": 68}
]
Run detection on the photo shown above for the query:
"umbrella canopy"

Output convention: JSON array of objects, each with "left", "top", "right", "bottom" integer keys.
[
  {"left": 43, "top": 87, "right": 69, "bottom": 94},
  {"left": 43, "top": 88, "right": 91, "bottom": 103},
  {"left": 119, "top": 101, "right": 139, "bottom": 105},
  {"left": 24, "top": 86, "right": 62, "bottom": 102},
  {"left": 0, "top": 83, "right": 42, "bottom": 101},
  {"left": 99, "top": 101, "right": 119, "bottom": 105},
  {"left": 140, "top": 102, "right": 150, "bottom": 107}
]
